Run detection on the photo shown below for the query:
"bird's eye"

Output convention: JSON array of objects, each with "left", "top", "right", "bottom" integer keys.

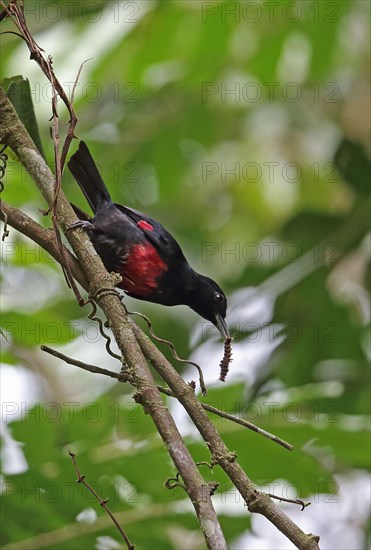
[{"left": 215, "top": 292, "right": 224, "bottom": 303}]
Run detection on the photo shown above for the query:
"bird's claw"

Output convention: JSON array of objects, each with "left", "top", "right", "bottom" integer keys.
[{"left": 67, "top": 220, "right": 94, "bottom": 232}]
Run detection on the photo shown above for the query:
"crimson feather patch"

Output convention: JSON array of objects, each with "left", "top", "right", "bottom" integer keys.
[
  {"left": 137, "top": 220, "right": 154, "bottom": 231},
  {"left": 119, "top": 243, "right": 167, "bottom": 296}
]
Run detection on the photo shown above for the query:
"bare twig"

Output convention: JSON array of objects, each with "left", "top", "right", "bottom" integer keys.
[
  {"left": 68, "top": 451, "right": 135, "bottom": 550},
  {"left": 267, "top": 493, "right": 311, "bottom": 511},
  {"left": 40, "top": 344, "right": 293, "bottom": 450},
  {"left": 0, "top": 0, "right": 16, "bottom": 23},
  {"left": 71, "top": 59, "right": 91, "bottom": 104},
  {"left": 159, "top": 385, "right": 293, "bottom": 451},
  {"left": 40, "top": 345, "right": 123, "bottom": 380},
  {"left": 0, "top": 201, "right": 87, "bottom": 288},
  {"left": 48, "top": 54, "right": 84, "bottom": 304}
]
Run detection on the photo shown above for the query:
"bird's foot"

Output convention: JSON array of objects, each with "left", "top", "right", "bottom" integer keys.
[{"left": 67, "top": 220, "right": 94, "bottom": 232}]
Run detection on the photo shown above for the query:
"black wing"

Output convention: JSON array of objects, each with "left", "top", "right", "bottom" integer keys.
[{"left": 115, "top": 203, "right": 186, "bottom": 262}]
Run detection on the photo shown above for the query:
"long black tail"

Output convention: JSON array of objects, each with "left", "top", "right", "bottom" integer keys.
[{"left": 68, "top": 141, "right": 112, "bottom": 212}]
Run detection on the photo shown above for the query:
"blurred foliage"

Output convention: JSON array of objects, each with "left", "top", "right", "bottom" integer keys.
[{"left": 0, "top": 1, "right": 370, "bottom": 549}]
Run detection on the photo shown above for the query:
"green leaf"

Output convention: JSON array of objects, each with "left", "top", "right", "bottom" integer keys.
[{"left": 1, "top": 76, "right": 44, "bottom": 156}]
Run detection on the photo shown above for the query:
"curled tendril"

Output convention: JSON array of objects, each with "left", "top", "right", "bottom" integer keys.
[
  {"left": 119, "top": 297, "right": 207, "bottom": 396},
  {"left": 164, "top": 472, "right": 186, "bottom": 492},
  {"left": 86, "top": 295, "right": 122, "bottom": 361}
]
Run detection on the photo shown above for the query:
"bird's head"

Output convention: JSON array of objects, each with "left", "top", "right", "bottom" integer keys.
[{"left": 188, "top": 273, "right": 229, "bottom": 338}]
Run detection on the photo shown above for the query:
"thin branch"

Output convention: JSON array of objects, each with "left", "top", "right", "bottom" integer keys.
[
  {"left": 202, "top": 403, "right": 293, "bottom": 451},
  {"left": 71, "top": 59, "right": 91, "bottom": 104},
  {"left": 160, "top": 385, "right": 293, "bottom": 451},
  {"left": 40, "top": 345, "right": 123, "bottom": 380},
  {"left": 0, "top": 0, "right": 18, "bottom": 23},
  {"left": 0, "top": 201, "right": 87, "bottom": 288},
  {"left": 49, "top": 54, "right": 84, "bottom": 304},
  {"left": 51, "top": 61, "right": 78, "bottom": 296},
  {"left": 267, "top": 493, "right": 311, "bottom": 511},
  {"left": 40, "top": 344, "right": 292, "bottom": 450},
  {"left": 68, "top": 451, "right": 135, "bottom": 550}
]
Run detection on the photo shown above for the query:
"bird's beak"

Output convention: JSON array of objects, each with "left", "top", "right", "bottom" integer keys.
[{"left": 215, "top": 313, "right": 229, "bottom": 339}]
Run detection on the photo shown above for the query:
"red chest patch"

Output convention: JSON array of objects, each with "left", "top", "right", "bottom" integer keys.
[{"left": 119, "top": 243, "right": 167, "bottom": 296}]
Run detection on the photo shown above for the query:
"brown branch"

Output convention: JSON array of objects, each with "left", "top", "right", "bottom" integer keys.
[
  {"left": 204, "top": 406, "right": 292, "bottom": 449},
  {"left": 40, "top": 345, "right": 122, "bottom": 380},
  {"left": 40, "top": 344, "right": 292, "bottom": 449},
  {"left": 68, "top": 451, "right": 135, "bottom": 550},
  {"left": 0, "top": 201, "right": 87, "bottom": 287},
  {"left": 161, "top": 386, "right": 294, "bottom": 451},
  {"left": 47, "top": 54, "right": 83, "bottom": 304},
  {"left": 71, "top": 59, "right": 91, "bottom": 104},
  {"left": 158, "top": 386, "right": 294, "bottom": 451}
]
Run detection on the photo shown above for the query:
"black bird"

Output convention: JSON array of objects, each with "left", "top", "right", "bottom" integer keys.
[{"left": 68, "top": 141, "right": 229, "bottom": 338}]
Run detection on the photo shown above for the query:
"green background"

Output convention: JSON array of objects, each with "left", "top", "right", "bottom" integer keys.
[{"left": 1, "top": 1, "right": 370, "bottom": 549}]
